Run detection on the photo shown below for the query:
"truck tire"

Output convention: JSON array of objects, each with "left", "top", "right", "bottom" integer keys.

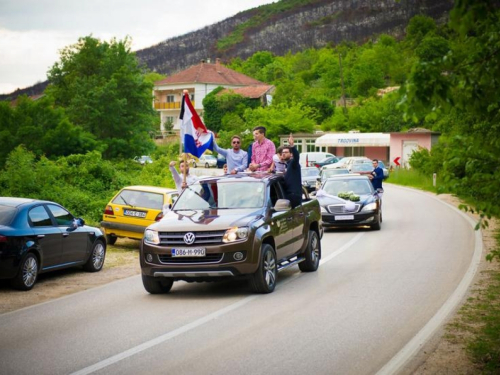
[
  {"left": 142, "top": 274, "right": 174, "bottom": 294},
  {"left": 250, "top": 244, "right": 277, "bottom": 294},
  {"left": 299, "top": 230, "right": 320, "bottom": 272}
]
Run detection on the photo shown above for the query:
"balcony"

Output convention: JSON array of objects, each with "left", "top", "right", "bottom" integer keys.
[{"left": 154, "top": 102, "right": 181, "bottom": 110}]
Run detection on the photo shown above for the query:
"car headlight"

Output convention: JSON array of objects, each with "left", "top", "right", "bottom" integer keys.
[
  {"left": 361, "top": 202, "right": 377, "bottom": 212},
  {"left": 320, "top": 206, "right": 328, "bottom": 213},
  {"left": 223, "top": 227, "right": 249, "bottom": 243},
  {"left": 144, "top": 229, "right": 160, "bottom": 244}
]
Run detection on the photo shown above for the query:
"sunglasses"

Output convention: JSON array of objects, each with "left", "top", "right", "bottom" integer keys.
[{"left": 232, "top": 141, "right": 240, "bottom": 144}]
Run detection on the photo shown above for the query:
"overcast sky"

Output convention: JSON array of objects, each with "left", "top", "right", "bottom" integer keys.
[{"left": 0, "top": 0, "right": 274, "bottom": 95}]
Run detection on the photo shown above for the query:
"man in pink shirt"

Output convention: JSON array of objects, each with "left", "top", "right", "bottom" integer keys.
[{"left": 249, "top": 126, "right": 276, "bottom": 172}]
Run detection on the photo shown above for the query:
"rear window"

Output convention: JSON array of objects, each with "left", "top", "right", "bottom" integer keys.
[
  {"left": 112, "top": 190, "right": 164, "bottom": 210},
  {"left": 0, "top": 206, "right": 17, "bottom": 225}
]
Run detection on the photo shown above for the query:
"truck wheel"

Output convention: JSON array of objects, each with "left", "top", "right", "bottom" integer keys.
[
  {"left": 299, "top": 230, "right": 320, "bottom": 272},
  {"left": 250, "top": 244, "right": 277, "bottom": 294},
  {"left": 142, "top": 274, "right": 173, "bottom": 294}
]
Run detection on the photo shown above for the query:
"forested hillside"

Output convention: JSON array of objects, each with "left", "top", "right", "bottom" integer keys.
[{"left": 0, "top": 0, "right": 452, "bottom": 101}]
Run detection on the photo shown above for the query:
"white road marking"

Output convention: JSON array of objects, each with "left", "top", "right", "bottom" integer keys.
[
  {"left": 376, "top": 185, "right": 483, "bottom": 374},
  {"left": 71, "top": 232, "right": 365, "bottom": 375}
]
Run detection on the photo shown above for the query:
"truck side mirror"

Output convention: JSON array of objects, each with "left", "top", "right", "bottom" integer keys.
[{"left": 273, "top": 199, "right": 291, "bottom": 212}]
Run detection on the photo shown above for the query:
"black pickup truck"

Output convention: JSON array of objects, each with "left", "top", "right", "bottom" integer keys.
[{"left": 140, "top": 172, "right": 323, "bottom": 294}]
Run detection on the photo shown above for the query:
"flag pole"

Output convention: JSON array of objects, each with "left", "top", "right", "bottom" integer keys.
[{"left": 182, "top": 90, "right": 189, "bottom": 186}]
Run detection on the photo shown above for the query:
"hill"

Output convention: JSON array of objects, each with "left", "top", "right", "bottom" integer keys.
[{"left": 0, "top": 0, "right": 453, "bottom": 101}]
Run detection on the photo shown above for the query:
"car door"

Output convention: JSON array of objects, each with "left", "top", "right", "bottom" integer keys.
[
  {"left": 269, "top": 182, "right": 294, "bottom": 261},
  {"left": 46, "top": 204, "right": 88, "bottom": 264},
  {"left": 278, "top": 181, "right": 305, "bottom": 253},
  {"left": 28, "top": 205, "right": 63, "bottom": 269}
]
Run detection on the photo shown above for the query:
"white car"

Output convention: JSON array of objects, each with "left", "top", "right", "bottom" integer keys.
[
  {"left": 134, "top": 155, "right": 153, "bottom": 165},
  {"left": 192, "top": 154, "right": 217, "bottom": 168}
]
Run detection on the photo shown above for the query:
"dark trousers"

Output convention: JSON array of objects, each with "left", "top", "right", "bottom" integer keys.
[{"left": 287, "top": 193, "right": 302, "bottom": 208}]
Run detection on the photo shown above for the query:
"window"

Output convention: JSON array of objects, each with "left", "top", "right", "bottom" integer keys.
[
  {"left": 166, "top": 95, "right": 175, "bottom": 103},
  {"left": 29, "top": 206, "right": 53, "bottom": 227},
  {"left": 306, "top": 139, "right": 316, "bottom": 152},
  {"left": 46, "top": 204, "right": 74, "bottom": 226},
  {"left": 344, "top": 147, "right": 365, "bottom": 157},
  {"left": 270, "top": 183, "right": 284, "bottom": 207},
  {"left": 166, "top": 116, "right": 175, "bottom": 124},
  {"left": 190, "top": 94, "right": 195, "bottom": 101}
]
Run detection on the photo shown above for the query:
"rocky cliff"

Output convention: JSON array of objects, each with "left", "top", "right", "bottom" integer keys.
[{"left": 136, "top": 0, "right": 453, "bottom": 75}]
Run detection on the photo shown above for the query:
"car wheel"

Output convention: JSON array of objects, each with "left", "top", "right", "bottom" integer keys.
[
  {"left": 193, "top": 162, "right": 197, "bottom": 168},
  {"left": 371, "top": 212, "right": 382, "bottom": 230},
  {"left": 299, "top": 230, "right": 321, "bottom": 272},
  {"left": 83, "top": 240, "right": 106, "bottom": 272},
  {"left": 142, "top": 274, "right": 174, "bottom": 294},
  {"left": 205, "top": 162, "right": 209, "bottom": 168},
  {"left": 11, "top": 253, "right": 38, "bottom": 291},
  {"left": 250, "top": 244, "right": 277, "bottom": 294},
  {"left": 106, "top": 234, "right": 117, "bottom": 245}
]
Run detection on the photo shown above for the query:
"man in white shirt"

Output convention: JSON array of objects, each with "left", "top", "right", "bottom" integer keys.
[{"left": 169, "top": 160, "right": 198, "bottom": 194}]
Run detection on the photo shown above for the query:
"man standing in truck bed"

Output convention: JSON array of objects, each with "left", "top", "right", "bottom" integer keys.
[{"left": 281, "top": 134, "right": 302, "bottom": 208}]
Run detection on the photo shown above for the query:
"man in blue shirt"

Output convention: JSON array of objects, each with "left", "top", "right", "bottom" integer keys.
[
  {"left": 369, "top": 159, "right": 384, "bottom": 191},
  {"left": 212, "top": 135, "right": 248, "bottom": 174}
]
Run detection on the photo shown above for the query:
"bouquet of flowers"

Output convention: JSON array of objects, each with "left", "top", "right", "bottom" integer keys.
[{"left": 337, "top": 191, "right": 360, "bottom": 202}]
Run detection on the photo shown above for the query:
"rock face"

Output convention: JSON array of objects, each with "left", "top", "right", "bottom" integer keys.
[
  {"left": 136, "top": 0, "right": 453, "bottom": 75},
  {"left": 1, "top": 0, "right": 453, "bottom": 100}
]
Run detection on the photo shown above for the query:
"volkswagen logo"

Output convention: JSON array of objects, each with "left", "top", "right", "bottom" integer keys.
[{"left": 183, "top": 232, "right": 196, "bottom": 245}]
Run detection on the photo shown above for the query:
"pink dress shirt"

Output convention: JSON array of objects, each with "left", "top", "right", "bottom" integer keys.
[{"left": 251, "top": 138, "right": 276, "bottom": 171}]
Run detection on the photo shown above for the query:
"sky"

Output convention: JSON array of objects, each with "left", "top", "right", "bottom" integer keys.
[{"left": 0, "top": 0, "right": 275, "bottom": 95}]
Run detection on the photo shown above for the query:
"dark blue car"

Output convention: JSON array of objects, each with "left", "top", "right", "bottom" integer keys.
[{"left": 0, "top": 197, "right": 106, "bottom": 290}]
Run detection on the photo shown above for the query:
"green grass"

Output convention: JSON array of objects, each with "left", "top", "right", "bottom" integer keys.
[{"left": 386, "top": 167, "right": 439, "bottom": 193}]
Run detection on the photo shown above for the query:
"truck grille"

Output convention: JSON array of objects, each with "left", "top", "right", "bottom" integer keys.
[
  {"left": 158, "top": 253, "right": 223, "bottom": 264},
  {"left": 327, "top": 204, "right": 361, "bottom": 214},
  {"left": 158, "top": 230, "right": 226, "bottom": 246}
]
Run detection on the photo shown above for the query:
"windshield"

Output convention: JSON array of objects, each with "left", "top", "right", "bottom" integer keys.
[
  {"left": 112, "top": 189, "right": 164, "bottom": 209},
  {"left": 323, "top": 179, "right": 373, "bottom": 196},
  {"left": 301, "top": 168, "right": 320, "bottom": 177},
  {"left": 174, "top": 181, "right": 265, "bottom": 210}
]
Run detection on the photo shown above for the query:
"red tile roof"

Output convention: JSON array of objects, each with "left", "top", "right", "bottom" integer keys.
[
  {"left": 218, "top": 85, "right": 274, "bottom": 98},
  {"left": 155, "top": 60, "right": 266, "bottom": 86}
]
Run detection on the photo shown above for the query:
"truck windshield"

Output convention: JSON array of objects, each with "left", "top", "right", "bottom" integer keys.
[{"left": 174, "top": 181, "right": 265, "bottom": 210}]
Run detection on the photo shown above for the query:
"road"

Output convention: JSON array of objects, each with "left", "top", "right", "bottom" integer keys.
[{"left": 0, "top": 183, "right": 480, "bottom": 375}]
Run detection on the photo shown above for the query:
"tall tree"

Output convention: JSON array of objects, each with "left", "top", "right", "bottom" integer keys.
[{"left": 46, "top": 36, "right": 156, "bottom": 159}]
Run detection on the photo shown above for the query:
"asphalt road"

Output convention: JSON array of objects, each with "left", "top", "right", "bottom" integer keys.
[{"left": 0, "top": 184, "right": 480, "bottom": 375}]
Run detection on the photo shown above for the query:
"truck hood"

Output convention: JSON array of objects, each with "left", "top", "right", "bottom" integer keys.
[{"left": 149, "top": 208, "right": 264, "bottom": 231}]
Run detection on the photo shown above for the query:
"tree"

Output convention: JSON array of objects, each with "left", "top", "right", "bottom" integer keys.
[{"left": 46, "top": 36, "right": 157, "bottom": 159}]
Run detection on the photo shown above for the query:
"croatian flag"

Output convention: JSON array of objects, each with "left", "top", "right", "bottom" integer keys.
[{"left": 179, "top": 92, "right": 213, "bottom": 158}]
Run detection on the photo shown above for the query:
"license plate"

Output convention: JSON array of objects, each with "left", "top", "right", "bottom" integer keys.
[
  {"left": 335, "top": 215, "right": 354, "bottom": 221},
  {"left": 123, "top": 210, "right": 147, "bottom": 218},
  {"left": 172, "top": 248, "right": 206, "bottom": 257}
]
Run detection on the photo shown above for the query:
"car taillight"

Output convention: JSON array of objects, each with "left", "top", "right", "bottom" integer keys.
[
  {"left": 0, "top": 235, "right": 7, "bottom": 243},
  {"left": 155, "top": 212, "right": 163, "bottom": 222},
  {"left": 104, "top": 205, "right": 114, "bottom": 215},
  {"left": 315, "top": 164, "right": 320, "bottom": 168}
]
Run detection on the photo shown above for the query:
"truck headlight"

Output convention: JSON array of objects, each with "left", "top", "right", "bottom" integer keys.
[
  {"left": 223, "top": 227, "right": 249, "bottom": 243},
  {"left": 144, "top": 229, "right": 160, "bottom": 244},
  {"left": 361, "top": 203, "right": 377, "bottom": 212}
]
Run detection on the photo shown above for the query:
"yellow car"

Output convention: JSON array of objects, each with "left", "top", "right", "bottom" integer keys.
[{"left": 101, "top": 186, "right": 178, "bottom": 244}]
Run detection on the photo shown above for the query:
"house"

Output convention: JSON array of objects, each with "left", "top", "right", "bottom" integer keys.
[{"left": 153, "top": 58, "right": 274, "bottom": 136}]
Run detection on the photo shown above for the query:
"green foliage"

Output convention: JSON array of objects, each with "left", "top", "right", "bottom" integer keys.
[
  {"left": 0, "top": 146, "right": 179, "bottom": 226},
  {"left": 46, "top": 36, "right": 157, "bottom": 159}
]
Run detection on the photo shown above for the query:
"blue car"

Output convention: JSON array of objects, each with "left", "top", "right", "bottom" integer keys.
[{"left": 0, "top": 197, "right": 106, "bottom": 290}]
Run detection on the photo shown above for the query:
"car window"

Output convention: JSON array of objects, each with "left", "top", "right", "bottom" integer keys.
[
  {"left": 29, "top": 206, "right": 53, "bottom": 227},
  {"left": 270, "top": 182, "right": 285, "bottom": 206},
  {"left": 46, "top": 204, "right": 74, "bottom": 226},
  {"left": 0, "top": 206, "right": 17, "bottom": 225},
  {"left": 324, "top": 179, "right": 373, "bottom": 196},
  {"left": 112, "top": 190, "right": 164, "bottom": 210}
]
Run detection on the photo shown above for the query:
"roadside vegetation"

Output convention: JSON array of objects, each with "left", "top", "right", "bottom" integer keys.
[{"left": 1, "top": 0, "right": 499, "bottom": 370}]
